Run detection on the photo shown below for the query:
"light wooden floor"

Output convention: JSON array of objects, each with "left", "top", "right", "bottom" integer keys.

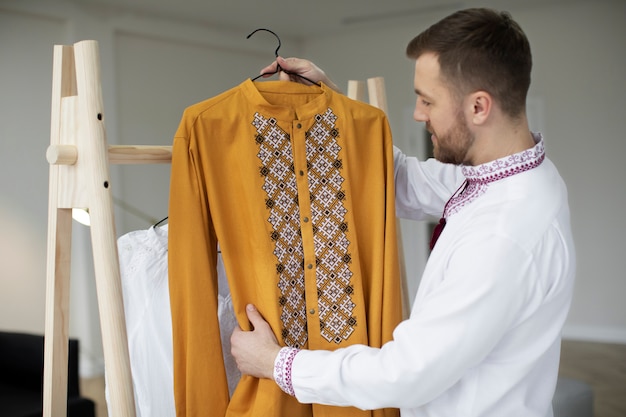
[
  {"left": 81, "top": 376, "right": 107, "bottom": 417},
  {"left": 558, "top": 340, "right": 626, "bottom": 417},
  {"left": 81, "top": 340, "right": 626, "bottom": 417}
]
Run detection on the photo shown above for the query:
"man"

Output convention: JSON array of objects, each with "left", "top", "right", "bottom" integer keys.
[{"left": 231, "top": 8, "right": 576, "bottom": 417}]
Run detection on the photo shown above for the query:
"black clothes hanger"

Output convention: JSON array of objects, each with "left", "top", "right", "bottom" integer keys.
[
  {"left": 154, "top": 216, "right": 168, "bottom": 227},
  {"left": 153, "top": 216, "right": 221, "bottom": 253},
  {"left": 247, "top": 28, "right": 321, "bottom": 87}
]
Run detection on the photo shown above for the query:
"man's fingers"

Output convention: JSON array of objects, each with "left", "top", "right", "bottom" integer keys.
[
  {"left": 245, "top": 304, "right": 266, "bottom": 329},
  {"left": 259, "top": 61, "right": 279, "bottom": 76},
  {"left": 276, "top": 56, "right": 292, "bottom": 70},
  {"left": 262, "top": 57, "right": 299, "bottom": 80},
  {"left": 278, "top": 56, "right": 308, "bottom": 73}
]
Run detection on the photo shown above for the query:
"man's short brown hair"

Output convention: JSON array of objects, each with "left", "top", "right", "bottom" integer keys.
[{"left": 406, "top": 8, "right": 532, "bottom": 119}]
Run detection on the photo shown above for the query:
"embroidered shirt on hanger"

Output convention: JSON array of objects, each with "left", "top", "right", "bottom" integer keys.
[{"left": 168, "top": 79, "right": 402, "bottom": 417}]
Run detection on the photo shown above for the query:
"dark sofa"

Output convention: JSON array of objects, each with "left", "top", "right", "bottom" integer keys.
[{"left": 0, "top": 331, "right": 95, "bottom": 417}]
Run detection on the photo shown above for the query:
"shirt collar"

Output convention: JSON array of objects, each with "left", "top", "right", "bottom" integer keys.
[
  {"left": 241, "top": 79, "right": 331, "bottom": 122},
  {"left": 461, "top": 132, "right": 545, "bottom": 185}
]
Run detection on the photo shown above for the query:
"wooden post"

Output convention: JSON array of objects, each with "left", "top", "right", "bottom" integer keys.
[
  {"left": 43, "top": 43, "right": 78, "bottom": 417},
  {"left": 347, "top": 80, "right": 366, "bottom": 103},
  {"left": 43, "top": 40, "right": 137, "bottom": 417}
]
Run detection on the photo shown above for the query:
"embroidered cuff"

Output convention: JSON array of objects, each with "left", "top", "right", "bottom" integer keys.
[{"left": 273, "top": 346, "right": 300, "bottom": 397}]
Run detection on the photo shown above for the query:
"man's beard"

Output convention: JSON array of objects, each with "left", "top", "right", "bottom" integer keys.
[{"left": 430, "top": 111, "right": 474, "bottom": 165}]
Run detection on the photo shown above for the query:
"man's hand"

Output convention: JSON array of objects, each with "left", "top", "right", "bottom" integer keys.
[
  {"left": 231, "top": 304, "right": 282, "bottom": 380},
  {"left": 259, "top": 56, "right": 342, "bottom": 93}
]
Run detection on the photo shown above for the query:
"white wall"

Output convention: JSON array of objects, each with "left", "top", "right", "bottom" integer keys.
[
  {"left": 520, "top": 0, "right": 626, "bottom": 343},
  {"left": 302, "top": 0, "right": 626, "bottom": 343},
  {"left": 0, "top": 0, "right": 624, "bottom": 377}
]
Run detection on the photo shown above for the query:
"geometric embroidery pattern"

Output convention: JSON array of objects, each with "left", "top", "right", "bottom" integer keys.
[
  {"left": 252, "top": 112, "right": 307, "bottom": 348},
  {"left": 447, "top": 136, "right": 546, "bottom": 218},
  {"left": 305, "top": 108, "right": 355, "bottom": 344},
  {"left": 251, "top": 108, "right": 356, "bottom": 347}
]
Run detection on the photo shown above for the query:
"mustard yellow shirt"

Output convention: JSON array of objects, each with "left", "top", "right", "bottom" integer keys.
[{"left": 168, "top": 79, "right": 402, "bottom": 417}]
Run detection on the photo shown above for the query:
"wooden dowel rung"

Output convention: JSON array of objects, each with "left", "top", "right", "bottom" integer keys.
[
  {"left": 47, "top": 145, "right": 78, "bottom": 165},
  {"left": 46, "top": 144, "right": 173, "bottom": 165},
  {"left": 108, "top": 145, "right": 172, "bottom": 164}
]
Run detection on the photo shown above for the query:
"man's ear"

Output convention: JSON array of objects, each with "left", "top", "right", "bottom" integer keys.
[{"left": 467, "top": 91, "right": 492, "bottom": 125}]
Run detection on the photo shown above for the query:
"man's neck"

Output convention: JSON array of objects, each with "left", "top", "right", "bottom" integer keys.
[{"left": 467, "top": 118, "right": 535, "bottom": 166}]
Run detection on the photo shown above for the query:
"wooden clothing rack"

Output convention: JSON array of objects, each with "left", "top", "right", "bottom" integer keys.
[
  {"left": 43, "top": 39, "right": 407, "bottom": 417},
  {"left": 44, "top": 40, "right": 169, "bottom": 417}
]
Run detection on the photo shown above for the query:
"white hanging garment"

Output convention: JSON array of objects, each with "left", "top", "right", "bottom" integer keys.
[{"left": 109, "top": 224, "right": 240, "bottom": 417}]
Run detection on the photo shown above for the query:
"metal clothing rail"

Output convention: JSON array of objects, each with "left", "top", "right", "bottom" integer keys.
[{"left": 43, "top": 39, "right": 407, "bottom": 417}]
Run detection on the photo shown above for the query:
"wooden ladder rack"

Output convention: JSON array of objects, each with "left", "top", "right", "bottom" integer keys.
[{"left": 44, "top": 40, "right": 170, "bottom": 417}]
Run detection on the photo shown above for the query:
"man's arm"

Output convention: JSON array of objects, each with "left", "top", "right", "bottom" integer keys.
[{"left": 393, "top": 146, "right": 466, "bottom": 221}]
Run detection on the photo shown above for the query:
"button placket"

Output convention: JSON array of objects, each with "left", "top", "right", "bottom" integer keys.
[{"left": 291, "top": 118, "right": 322, "bottom": 345}]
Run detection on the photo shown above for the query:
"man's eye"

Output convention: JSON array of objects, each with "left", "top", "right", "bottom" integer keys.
[{"left": 421, "top": 99, "right": 431, "bottom": 107}]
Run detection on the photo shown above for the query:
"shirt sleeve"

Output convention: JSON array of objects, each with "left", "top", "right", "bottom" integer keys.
[
  {"left": 286, "top": 235, "right": 534, "bottom": 410},
  {"left": 393, "top": 146, "right": 465, "bottom": 220},
  {"left": 273, "top": 347, "right": 300, "bottom": 396},
  {"left": 168, "top": 131, "right": 230, "bottom": 415}
]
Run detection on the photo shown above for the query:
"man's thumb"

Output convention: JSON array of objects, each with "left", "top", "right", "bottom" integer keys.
[{"left": 246, "top": 304, "right": 264, "bottom": 328}]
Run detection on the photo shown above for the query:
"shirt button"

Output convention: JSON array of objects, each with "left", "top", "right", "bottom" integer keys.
[
  {"left": 303, "top": 217, "right": 309, "bottom": 223},
  {"left": 299, "top": 170, "right": 304, "bottom": 176},
  {"left": 307, "top": 263, "right": 313, "bottom": 269},
  {"left": 296, "top": 123, "right": 302, "bottom": 129},
  {"left": 309, "top": 309, "right": 316, "bottom": 315}
]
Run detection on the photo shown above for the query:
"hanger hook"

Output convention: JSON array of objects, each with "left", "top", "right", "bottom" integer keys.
[
  {"left": 246, "top": 28, "right": 281, "bottom": 58},
  {"left": 246, "top": 28, "right": 321, "bottom": 86}
]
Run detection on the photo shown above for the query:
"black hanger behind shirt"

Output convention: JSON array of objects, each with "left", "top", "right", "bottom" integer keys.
[{"left": 154, "top": 216, "right": 168, "bottom": 227}]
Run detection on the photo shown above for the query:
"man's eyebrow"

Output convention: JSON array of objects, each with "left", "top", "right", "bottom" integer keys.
[{"left": 414, "top": 88, "right": 432, "bottom": 99}]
